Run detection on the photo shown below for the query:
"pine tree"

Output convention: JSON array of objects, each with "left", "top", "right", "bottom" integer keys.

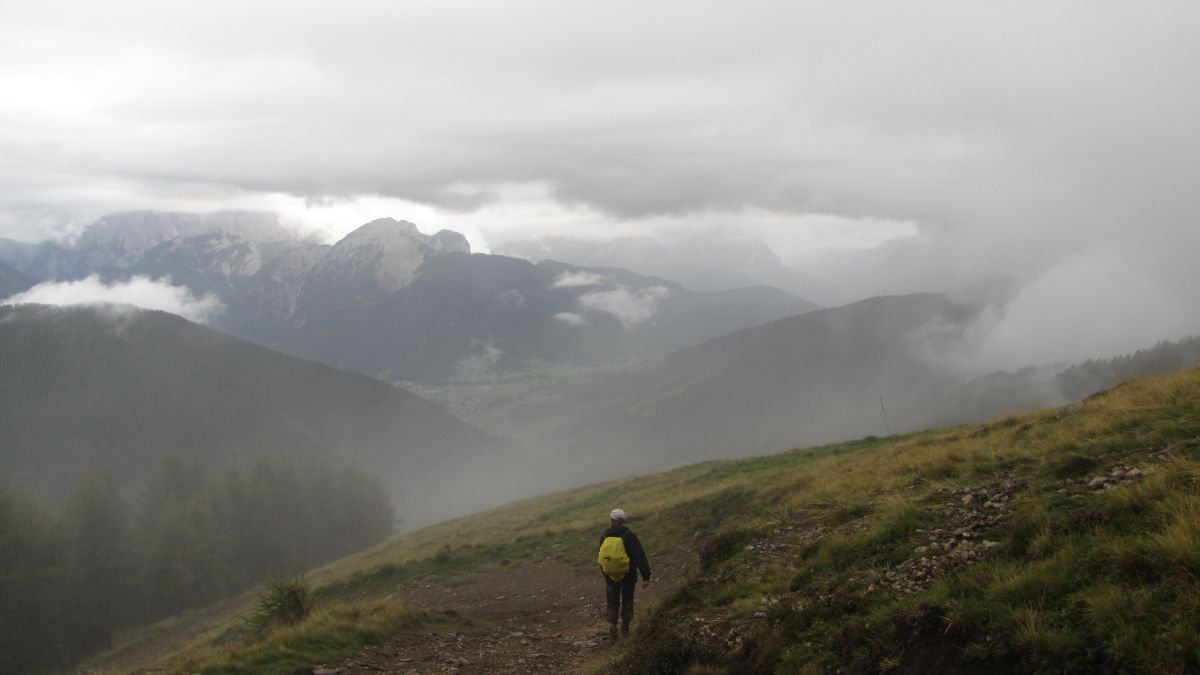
[
  {"left": 0, "top": 478, "right": 68, "bottom": 672},
  {"left": 62, "top": 471, "right": 137, "bottom": 653}
]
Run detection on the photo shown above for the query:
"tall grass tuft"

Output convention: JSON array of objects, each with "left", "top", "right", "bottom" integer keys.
[
  {"left": 180, "top": 597, "right": 424, "bottom": 674},
  {"left": 247, "top": 576, "right": 311, "bottom": 635}
]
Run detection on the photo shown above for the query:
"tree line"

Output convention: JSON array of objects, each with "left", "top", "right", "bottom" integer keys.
[
  {"left": 0, "top": 453, "right": 394, "bottom": 673},
  {"left": 1056, "top": 335, "right": 1200, "bottom": 400}
]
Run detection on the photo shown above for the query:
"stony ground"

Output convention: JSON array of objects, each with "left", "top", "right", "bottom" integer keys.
[
  {"left": 680, "top": 452, "right": 1168, "bottom": 658},
  {"left": 311, "top": 556, "right": 688, "bottom": 675}
]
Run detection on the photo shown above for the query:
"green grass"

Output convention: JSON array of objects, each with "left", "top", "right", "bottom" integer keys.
[
  {"left": 609, "top": 368, "right": 1200, "bottom": 674},
  {"left": 139, "top": 367, "right": 1200, "bottom": 674}
]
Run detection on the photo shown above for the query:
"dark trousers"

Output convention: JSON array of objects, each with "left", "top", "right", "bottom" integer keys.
[{"left": 605, "top": 575, "right": 636, "bottom": 625}]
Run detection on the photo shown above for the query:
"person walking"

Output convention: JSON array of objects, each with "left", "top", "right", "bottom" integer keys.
[{"left": 597, "top": 508, "right": 651, "bottom": 642}]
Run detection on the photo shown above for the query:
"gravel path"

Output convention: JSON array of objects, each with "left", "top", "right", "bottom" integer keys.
[{"left": 319, "top": 555, "right": 686, "bottom": 675}]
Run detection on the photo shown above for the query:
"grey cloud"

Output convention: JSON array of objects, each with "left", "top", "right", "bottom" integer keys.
[
  {"left": 2, "top": 1, "right": 1199, "bottom": 368},
  {"left": 6, "top": 2, "right": 1192, "bottom": 223}
]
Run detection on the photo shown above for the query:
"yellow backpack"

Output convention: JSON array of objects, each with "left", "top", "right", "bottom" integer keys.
[{"left": 598, "top": 534, "right": 631, "bottom": 582}]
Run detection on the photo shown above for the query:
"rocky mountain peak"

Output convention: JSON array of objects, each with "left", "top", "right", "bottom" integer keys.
[
  {"left": 314, "top": 218, "right": 434, "bottom": 293},
  {"left": 432, "top": 230, "right": 471, "bottom": 254},
  {"left": 343, "top": 218, "right": 423, "bottom": 243}
]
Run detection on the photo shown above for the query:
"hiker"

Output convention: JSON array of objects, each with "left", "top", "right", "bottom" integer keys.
[{"left": 598, "top": 508, "right": 651, "bottom": 641}]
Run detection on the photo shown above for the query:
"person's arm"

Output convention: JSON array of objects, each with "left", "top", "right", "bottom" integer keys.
[{"left": 626, "top": 532, "right": 651, "bottom": 583}]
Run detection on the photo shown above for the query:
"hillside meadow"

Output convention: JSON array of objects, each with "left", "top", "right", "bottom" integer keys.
[{"left": 119, "top": 366, "right": 1200, "bottom": 674}]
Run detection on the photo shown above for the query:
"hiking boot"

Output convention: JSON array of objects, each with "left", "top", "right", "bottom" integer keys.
[
  {"left": 609, "top": 624, "right": 620, "bottom": 642},
  {"left": 621, "top": 622, "right": 630, "bottom": 637}
]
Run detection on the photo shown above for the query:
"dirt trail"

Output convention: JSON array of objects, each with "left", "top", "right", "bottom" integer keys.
[{"left": 320, "top": 554, "right": 688, "bottom": 675}]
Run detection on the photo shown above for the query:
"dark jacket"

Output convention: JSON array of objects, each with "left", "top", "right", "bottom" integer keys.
[{"left": 599, "top": 524, "right": 651, "bottom": 584}]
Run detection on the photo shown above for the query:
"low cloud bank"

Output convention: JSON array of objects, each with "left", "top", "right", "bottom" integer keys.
[
  {"left": 552, "top": 271, "right": 605, "bottom": 288},
  {"left": 578, "top": 286, "right": 669, "bottom": 330},
  {"left": 967, "top": 251, "right": 1199, "bottom": 372},
  {"left": 454, "top": 342, "right": 503, "bottom": 381},
  {"left": 2, "top": 275, "right": 224, "bottom": 324},
  {"left": 549, "top": 270, "right": 671, "bottom": 330},
  {"left": 907, "top": 246, "right": 1200, "bottom": 379},
  {"left": 554, "top": 312, "right": 586, "bottom": 327}
]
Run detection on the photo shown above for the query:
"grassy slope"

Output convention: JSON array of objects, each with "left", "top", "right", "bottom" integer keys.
[{"left": 147, "top": 367, "right": 1200, "bottom": 674}]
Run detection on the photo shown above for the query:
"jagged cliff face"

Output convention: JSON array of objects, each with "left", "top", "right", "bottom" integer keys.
[
  {"left": 131, "top": 231, "right": 269, "bottom": 291},
  {"left": 75, "top": 211, "right": 287, "bottom": 270},
  {"left": 130, "top": 233, "right": 332, "bottom": 340},
  {"left": 243, "top": 242, "right": 331, "bottom": 323},
  {"left": 0, "top": 210, "right": 295, "bottom": 281}
]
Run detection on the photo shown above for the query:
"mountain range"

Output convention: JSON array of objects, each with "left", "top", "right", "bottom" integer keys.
[
  {"left": 3, "top": 213, "right": 821, "bottom": 382},
  {"left": 0, "top": 211, "right": 294, "bottom": 281}
]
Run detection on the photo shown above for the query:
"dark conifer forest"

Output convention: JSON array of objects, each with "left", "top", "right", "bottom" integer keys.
[{"left": 0, "top": 455, "right": 392, "bottom": 673}]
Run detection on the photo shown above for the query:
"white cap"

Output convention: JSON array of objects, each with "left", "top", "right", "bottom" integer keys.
[{"left": 610, "top": 508, "right": 627, "bottom": 520}]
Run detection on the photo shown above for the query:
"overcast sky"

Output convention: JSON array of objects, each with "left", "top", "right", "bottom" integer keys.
[{"left": 2, "top": 1, "right": 1198, "bottom": 367}]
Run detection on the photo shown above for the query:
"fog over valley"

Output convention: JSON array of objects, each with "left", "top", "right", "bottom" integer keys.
[{"left": 1, "top": 2, "right": 1199, "bottom": 672}]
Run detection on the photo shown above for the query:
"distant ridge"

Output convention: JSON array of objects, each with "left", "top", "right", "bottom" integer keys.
[
  {"left": 0, "top": 259, "right": 35, "bottom": 298},
  {"left": 517, "top": 293, "right": 983, "bottom": 480}
]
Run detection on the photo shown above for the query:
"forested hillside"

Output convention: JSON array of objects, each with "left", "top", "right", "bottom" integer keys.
[
  {"left": 1057, "top": 335, "right": 1200, "bottom": 399},
  {"left": 0, "top": 455, "right": 392, "bottom": 673},
  {"left": 0, "top": 303, "right": 514, "bottom": 526}
]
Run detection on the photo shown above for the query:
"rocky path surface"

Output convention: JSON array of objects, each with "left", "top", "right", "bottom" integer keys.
[{"left": 315, "top": 556, "right": 687, "bottom": 675}]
